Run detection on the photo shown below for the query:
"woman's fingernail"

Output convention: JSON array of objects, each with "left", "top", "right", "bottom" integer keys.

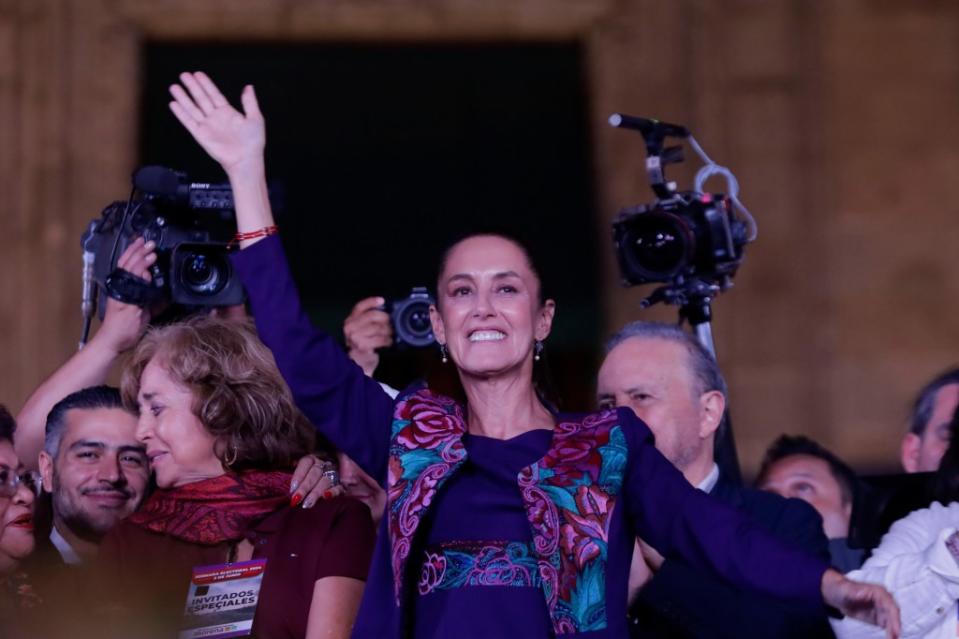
[
  {"left": 303, "top": 497, "right": 315, "bottom": 509},
  {"left": 322, "top": 491, "right": 332, "bottom": 499},
  {"left": 290, "top": 493, "right": 303, "bottom": 507},
  {"left": 289, "top": 480, "right": 299, "bottom": 494}
]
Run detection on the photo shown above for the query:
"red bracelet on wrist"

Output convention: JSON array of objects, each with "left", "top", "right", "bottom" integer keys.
[{"left": 228, "top": 225, "right": 278, "bottom": 249}]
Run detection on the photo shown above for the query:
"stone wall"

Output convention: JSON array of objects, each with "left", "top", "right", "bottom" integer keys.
[{"left": 2, "top": 0, "right": 957, "bottom": 473}]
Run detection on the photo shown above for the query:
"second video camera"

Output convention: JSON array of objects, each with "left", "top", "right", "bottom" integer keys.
[
  {"left": 609, "top": 114, "right": 754, "bottom": 305},
  {"left": 82, "top": 166, "right": 245, "bottom": 317}
]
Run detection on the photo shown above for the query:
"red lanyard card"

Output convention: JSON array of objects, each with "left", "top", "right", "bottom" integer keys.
[{"left": 179, "top": 558, "right": 267, "bottom": 639}]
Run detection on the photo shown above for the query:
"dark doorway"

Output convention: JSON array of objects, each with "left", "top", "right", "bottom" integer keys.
[{"left": 140, "top": 42, "right": 601, "bottom": 409}]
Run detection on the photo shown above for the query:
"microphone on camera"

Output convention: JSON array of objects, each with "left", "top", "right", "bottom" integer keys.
[
  {"left": 133, "top": 165, "right": 234, "bottom": 210},
  {"left": 78, "top": 220, "right": 99, "bottom": 349},
  {"left": 608, "top": 113, "right": 689, "bottom": 139}
]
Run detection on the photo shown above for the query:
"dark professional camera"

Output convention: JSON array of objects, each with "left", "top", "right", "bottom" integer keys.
[
  {"left": 609, "top": 114, "right": 755, "bottom": 310},
  {"left": 613, "top": 192, "right": 747, "bottom": 287},
  {"left": 610, "top": 114, "right": 756, "bottom": 486},
  {"left": 386, "top": 287, "right": 436, "bottom": 348},
  {"left": 81, "top": 166, "right": 244, "bottom": 323}
]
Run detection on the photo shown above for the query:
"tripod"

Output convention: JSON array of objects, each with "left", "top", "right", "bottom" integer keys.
[{"left": 642, "top": 279, "right": 743, "bottom": 486}]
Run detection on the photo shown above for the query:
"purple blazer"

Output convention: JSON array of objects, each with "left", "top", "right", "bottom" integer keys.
[{"left": 232, "top": 236, "right": 830, "bottom": 639}]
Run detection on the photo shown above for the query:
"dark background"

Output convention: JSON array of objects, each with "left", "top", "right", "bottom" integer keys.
[{"left": 139, "top": 42, "right": 603, "bottom": 409}]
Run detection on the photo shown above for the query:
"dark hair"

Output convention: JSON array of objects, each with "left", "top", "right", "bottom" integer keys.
[
  {"left": 909, "top": 367, "right": 959, "bottom": 436},
  {"left": 934, "top": 405, "right": 959, "bottom": 503},
  {"left": 44, "top": 385, "right": 125, "bottom": 458},
  {"left": 434, "top": 230, "right": 552, "bottom": 307},
  {"left": 121, "top": 316, "right": 319, "bottom": 471},
  {"left": 755, "top": 434, "right": 858, "bottom": 506},
  {"left": 0, "top": 404, "right": 15, "bottom": 444}
]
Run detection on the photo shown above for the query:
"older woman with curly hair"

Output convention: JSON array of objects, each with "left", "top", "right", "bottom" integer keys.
[{"left": 96, "top": 316, "right": 375, "bottom": 639}]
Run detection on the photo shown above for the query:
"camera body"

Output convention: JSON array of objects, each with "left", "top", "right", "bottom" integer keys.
[
  {"left": 385, "top": 287, "right": 436, "bottom": 348},
  {"left": 613, "top": 191, "right": 747, "bottom": 288},
  {"left": 82, "top": 166, "right": 244, "bottom": 317}
]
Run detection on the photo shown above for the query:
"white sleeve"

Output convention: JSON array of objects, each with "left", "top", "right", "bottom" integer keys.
[{"left": 831, "top": 502, "right": 959, "bottom": 639}]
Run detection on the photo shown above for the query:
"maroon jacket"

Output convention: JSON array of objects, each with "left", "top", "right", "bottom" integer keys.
[{"left": 97, "top": 496, "right": 375, "bottom": 639}]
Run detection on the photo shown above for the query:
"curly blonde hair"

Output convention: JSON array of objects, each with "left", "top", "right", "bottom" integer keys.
[{"left": 121, "top": 315, "right": 317, "bottom": 471}]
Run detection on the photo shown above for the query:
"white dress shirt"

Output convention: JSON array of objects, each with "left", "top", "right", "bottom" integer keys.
[
  {"left": 832, "top": 501, "right": 959, "bottom": 639},
  {"left": 697, "top": 463, "right": 720, "bottom": 493},
  {"left": 50, "top": 524, "right": 83, "bottom": 566}
]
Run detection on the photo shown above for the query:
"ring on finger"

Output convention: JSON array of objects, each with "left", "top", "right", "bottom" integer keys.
[{"left": 323, "top": 469, "right": 340, "bottom": 487}]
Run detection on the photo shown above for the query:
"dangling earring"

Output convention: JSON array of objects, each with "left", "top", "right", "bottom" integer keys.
[
  {"left": 224, "top": 443, "right": 239, "bottom": 468},
  {"left": 439, "top": 343, "right": 448, "bottom": 364},
  {"left": 534, "top": 340, "right": 544, "bottom": 362}
]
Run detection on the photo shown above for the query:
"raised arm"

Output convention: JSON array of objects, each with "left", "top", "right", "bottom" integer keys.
[
  {"left": 168, "top": 72, "right": 394, "bottom": 482},
  {"left": 15, "top": 239, "right": 153, "bottom": 469},
  {"left": 619, "top": 409, "right": 900, "bottom": 638}
]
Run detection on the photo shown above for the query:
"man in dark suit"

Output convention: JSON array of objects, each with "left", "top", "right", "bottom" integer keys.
[{"left": 597, "top": 321, "right": 834, "bottom": 639}]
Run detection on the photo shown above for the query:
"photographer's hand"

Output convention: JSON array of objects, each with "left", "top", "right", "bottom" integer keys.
[
  {"left": 94, "top": 237, "right": 154, "bottom": 355},
  {"left": 344, "top": 297, "right": 393, "bottom": 377},
  {"left": 168, "top": 72, "right": 275, "bottom": 246}
]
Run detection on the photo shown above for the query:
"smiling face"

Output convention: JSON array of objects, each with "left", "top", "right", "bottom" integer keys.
[
  {"left": 135, "top": 357, "right": 225, "bottom": 488},
  {"left": 0, "top": 440, "right": 35, "bottom": 574},
  {"left": 38, "top": 406, "right": 147, "bottom": 542},
  {"left": 430, "top": 235, "right": 554, "bottom": 381}
]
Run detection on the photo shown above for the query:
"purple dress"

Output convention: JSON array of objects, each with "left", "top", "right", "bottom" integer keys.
[
  {"left": 412, "top": 431, "right": 555, "bottom": 638},
  {"left": 232, "top": 236, "right": 830, "bottom": 639}
]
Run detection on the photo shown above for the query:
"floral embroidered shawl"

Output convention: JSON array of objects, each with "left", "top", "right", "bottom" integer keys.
[{"left": 387, "top": 388, "right": 626, "bottom": 635}]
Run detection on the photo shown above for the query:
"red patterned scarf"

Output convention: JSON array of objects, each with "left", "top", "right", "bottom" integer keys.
[{"left": 127, "top": 471, "right": 292, "bottom": 545}]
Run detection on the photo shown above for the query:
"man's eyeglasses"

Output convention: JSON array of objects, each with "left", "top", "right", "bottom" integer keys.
[{"left": 0, "top": 465, "right": 42, "bottom": 498}]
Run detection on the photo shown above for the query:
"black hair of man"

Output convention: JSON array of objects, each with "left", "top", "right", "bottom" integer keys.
[
  {"left": 44, "top": 385, "right": 125, "bottom": 458},
  {"left": 910, "top": 367, "right": 959, "bottom": 436},
  {"left": 0, "top": 404, "right": 15, "bottom": 444},
  {"left": 755, "top": 434, "right": 858, "bottom": 507},
  {"left": 934, "top": 405, "right": 959, "bottom": 504}
]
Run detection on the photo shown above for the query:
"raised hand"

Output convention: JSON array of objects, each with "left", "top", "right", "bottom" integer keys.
[
  {"left": 822, "top": 569, "right": 901, "bottom": 639},
  {"left": 168, "top": 71, "right": 265, "bottom": 174}
]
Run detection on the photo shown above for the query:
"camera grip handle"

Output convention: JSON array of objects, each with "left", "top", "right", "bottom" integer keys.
[{"left": 105, "top": 269, "right": 166, "bottom": 307}]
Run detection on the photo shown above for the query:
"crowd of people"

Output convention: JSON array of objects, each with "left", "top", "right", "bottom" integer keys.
[{"left": 2, "top": 70, "right": 956, "bottom": 638}]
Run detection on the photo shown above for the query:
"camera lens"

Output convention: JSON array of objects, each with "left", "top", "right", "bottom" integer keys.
[
  {"left": 395, "top": 301, "right": 435, "bottom": 348},
  {"left": 399, "top": 303, "right": 432, "bottom": 337},
  {"left": 621, "top": 212, "right": 693, "bottom": 281},
  {"left": 179, "top": 251, "right": 228, "bottom": 296}
]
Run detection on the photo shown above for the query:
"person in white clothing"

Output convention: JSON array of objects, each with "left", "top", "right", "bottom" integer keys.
[{"left": 833, "top": 408, "right": 959, "bottom": 639}]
